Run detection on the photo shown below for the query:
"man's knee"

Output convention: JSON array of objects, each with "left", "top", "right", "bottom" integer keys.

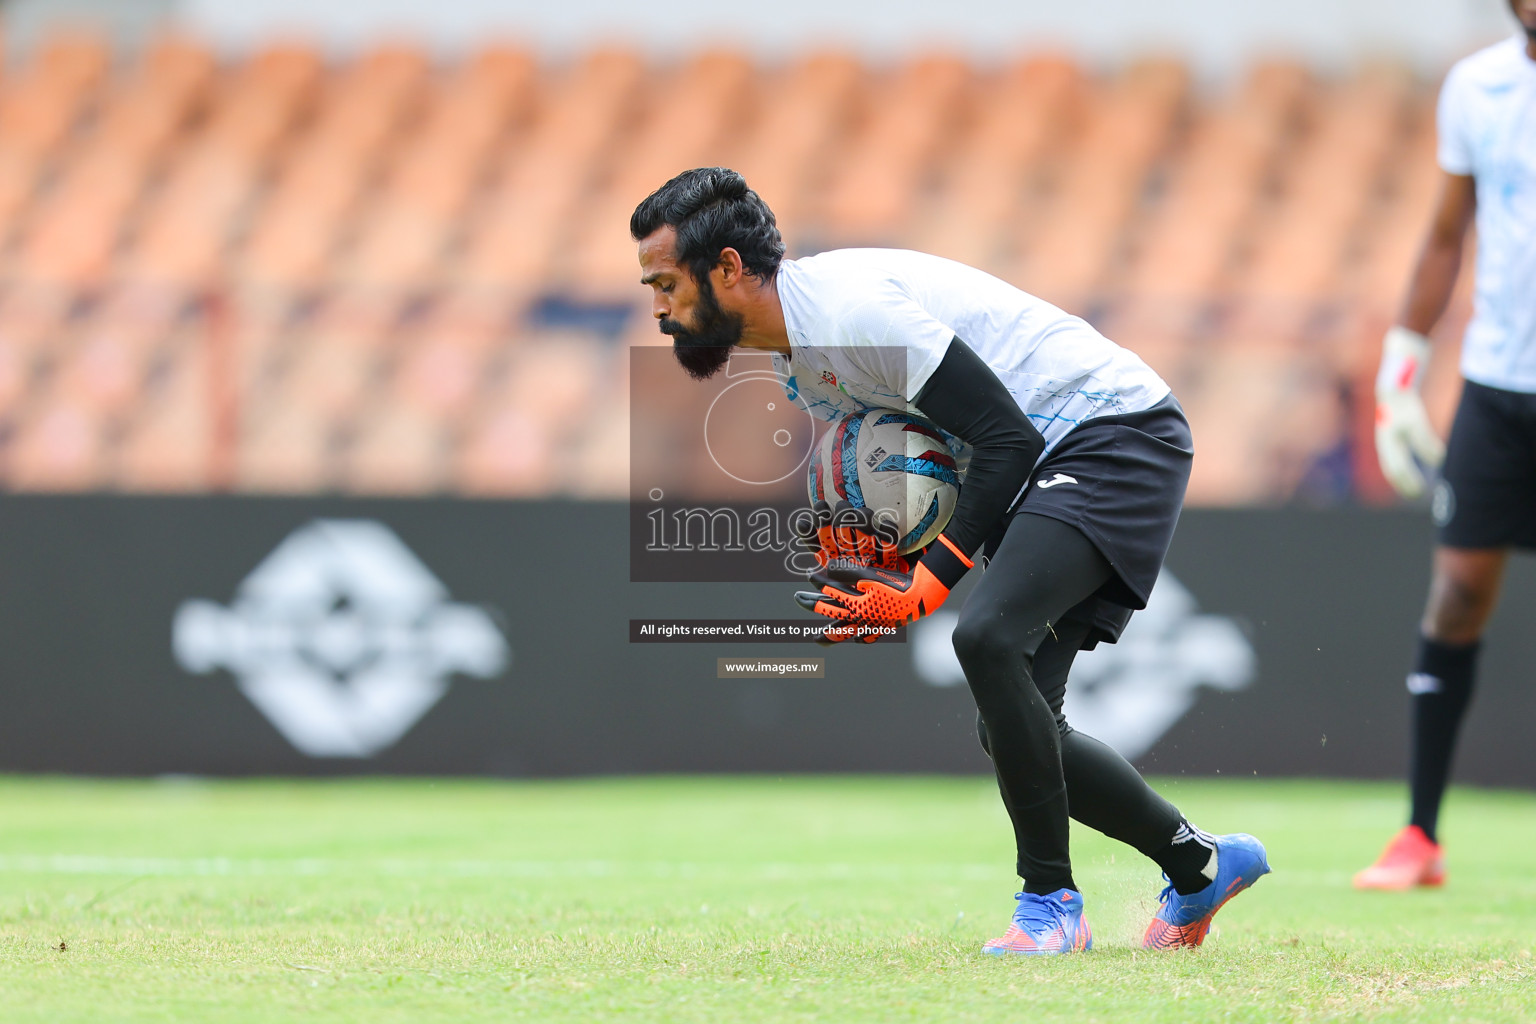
[
  {"left": 951, "top": 614, "right": 1030, "bottom": 674},
  {"left": 1422, "top": 551, "right": 1506, "bottom": 643},
  {"left": 1423, "top": 583, "right": 1495, "bottom": 642}
]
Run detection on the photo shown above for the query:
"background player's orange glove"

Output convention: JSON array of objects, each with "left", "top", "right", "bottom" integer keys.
[
  {"left": 793, "top": 500, "right": 911, "bottom": 573},
  {"left": 794, "top": 533, "right": 972, "bottom": 644}
]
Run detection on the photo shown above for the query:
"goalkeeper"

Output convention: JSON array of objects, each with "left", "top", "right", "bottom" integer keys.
[
  {"left": 632, "top": 167, "right": 1269, "bottom": 955},
  {"left": 1356, "top": 1, "right": 1536, "bottom": 891}
]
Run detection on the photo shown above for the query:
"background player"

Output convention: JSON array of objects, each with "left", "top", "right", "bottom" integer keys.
[
  {"left": 633, "top": 167, "right": 1270, "bottom": 954},
  {"left": 1358, "top": 0, "right": 1536, "bottom": 890}
]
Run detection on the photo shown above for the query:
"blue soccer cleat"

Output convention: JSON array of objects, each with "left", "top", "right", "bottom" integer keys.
[
  {"left": 982, "top": 888, "right": 1092, "bottom": 956},
  {"left": 1142, "top": 833, "right": 1270, "bottom": 950}
]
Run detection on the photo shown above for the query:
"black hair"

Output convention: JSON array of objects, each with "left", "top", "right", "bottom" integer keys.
[{"left": 630, "top": 167, "right": 785, "bottom": 283}]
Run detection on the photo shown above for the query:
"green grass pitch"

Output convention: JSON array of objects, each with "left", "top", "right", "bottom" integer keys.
[{"left": 2, "top": 775, "right": 1534, "bottom": 1023}]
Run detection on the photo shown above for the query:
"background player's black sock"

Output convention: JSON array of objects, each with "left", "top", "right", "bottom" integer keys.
[
  {"left": 1408, "top": 636, "right": 1479, "bottom": 844},
  {"left": 1151, "top": 821, "right": 1219, "bottom": 895}
]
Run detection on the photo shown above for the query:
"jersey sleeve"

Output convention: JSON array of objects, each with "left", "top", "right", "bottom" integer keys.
[
  {"left": 835, "top": 288, "right": 957, "bottom": 402},
  {"left": 1436, "top": 62, "right": 1474, "bottom": 176}
]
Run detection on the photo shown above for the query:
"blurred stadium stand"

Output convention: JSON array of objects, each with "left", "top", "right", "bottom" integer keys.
[{"left": 0, "top": 30, "right": 1473, "bottom": 502}]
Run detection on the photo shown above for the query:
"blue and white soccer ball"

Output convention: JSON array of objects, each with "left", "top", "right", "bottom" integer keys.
[{"left": 807, "top": 409, "right": 960, "bottom": 554}]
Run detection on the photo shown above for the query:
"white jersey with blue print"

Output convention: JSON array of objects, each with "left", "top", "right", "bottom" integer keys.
[
  {"left": 1438, "top": 35, "right": 1536, "bottom": 393},
  {"left": 770, "top": 248, "right": 1170, "bottom": 472}
]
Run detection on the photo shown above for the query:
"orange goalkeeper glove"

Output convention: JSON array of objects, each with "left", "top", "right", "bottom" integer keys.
[
  {"left": 794, "top": 533, "right": 972, "bottom": 644},
  {"left": 792, "top": 500, "right": 912, "bottom": 573}
]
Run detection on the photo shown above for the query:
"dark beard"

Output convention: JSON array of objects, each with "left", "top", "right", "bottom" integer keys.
[{"left": 660, "top": 277, "right": 743, "bottom": 381}]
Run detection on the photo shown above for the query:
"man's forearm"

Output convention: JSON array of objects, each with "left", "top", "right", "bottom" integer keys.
[
  {"left": 1398, "top": 172, "right": 1475, "bottom": 337},
  {"left": 1400, "top": 238, "right": 1464, "bottom": 337},
  {"left": 912, "top": 337, "right": 1044, "bottom": 557}
]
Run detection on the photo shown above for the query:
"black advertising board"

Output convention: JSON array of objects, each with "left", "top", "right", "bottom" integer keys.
[{"left": 0, "top": 496, "right": 1531, "bottom": 787}]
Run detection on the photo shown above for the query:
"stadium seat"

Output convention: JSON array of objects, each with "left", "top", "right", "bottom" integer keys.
[
  {"left": 236, "top": 403, "right": 335, "bottom": 492},
  {"left": 7, "top": 398, "right": 111, "bottom": 492},
  {"left": 1005, "top": 59, "right": 1188, "bottom": 308},
  {"left": 912, "top": 55, "right": 1083, "bottom": 272},
  {"left": 819, "top": 55, "right": 972, "bottom": 243},
  {"left": 729, "top": 51, "right": 864, "bottom": 238},
  {"left": 115, "top": 336, "right": 215, "bottom": 492},
  {"left": 0, "top": 32, "right": 1467, "bottom": 503},
  {"left": 346, "top": 404, "right": 448, "bottom": 494},
  {"left": 454, "top": 406, "right": 557, "bottom": 496}
]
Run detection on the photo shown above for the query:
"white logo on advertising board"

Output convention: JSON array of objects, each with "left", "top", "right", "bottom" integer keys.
[
  {"left": 910, "top": 572, "right": 1253, "bottom": 759},
  {"left": 173, "top": 520, "right": 509, "bottom": 758}
]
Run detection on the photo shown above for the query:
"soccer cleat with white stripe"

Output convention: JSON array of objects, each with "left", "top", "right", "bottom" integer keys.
[{"left": 1142, "top": 833, "right": 1270, "bottom": 950}]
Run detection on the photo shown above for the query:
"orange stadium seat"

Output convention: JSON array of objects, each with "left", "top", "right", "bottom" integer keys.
[
  {"left": 729, "top": 51, "right": 864, "bottom": 239},
  {"left": 451, "top": 334, "right": 609, "bottom": 495},
  {"left": 0, "top": 30, "right": 108, "bottom": 161},
  {"left": 458, "top": 49, "right": 646, "bottom": 290},
  {"left": 346, "top": 404, "right": 449, "bottom": 494},
  {"left": 1125, "top": 61, "right": 1312, "bottom": 303},
  {"left": 240, "top": 199, "right": 345, "bottom": 291},
  {"left": 116, "top": 393, "right": 213, "bottom": 492},
  {"left": 561, "top": 396, "right": 629, "bottom": 497},
  {"left": 1237, "top": 66, "right": 1414, "bottom": 310},
  {"left": 565, "top": 50, "right": 757, "bottom": 291},
  {"left": 115, "top": 336, "right": 216, "bottom": 492},
  {"left": 818, "top": 55, "right": 973, "bottom": 243},
  {"left": 1004, "top": 59, "right": 1188, "bottom": 308},
  {"left": 0, "top": 333, "right": 35, "bottom": 416},
  {"left": 911, "top": 55, "right": 1084, "bottom": 272},
  {"left": 392, "top": 335, "right": 489, "bottom": 419},
  {"left": 0, "top": 33, "right": 1465, "bottom": 503},
  {"left": 273, "top": 301, "right": 397, "bottom": 423},
  {"left": 454, "top": 405, "right": 557, "bottom": 497},
  {"left": 7, "top": 398, "right": 110, "bottom": 492},
  {"left": 0, "top": 150, "right": 40, "bottom": 238},
  {"left": 51, "top": 330, "right": 154, "bottom": 420},
  {"left": 1350, "top": 101, "right": 1440, "bottom": 311},
  {"left": 415, "top": 288, "right": 524, "bottom": 355},
  {"left": 236, "top": 403, "right": 335, "bottom": 493},
  {"left": 488, "top": 335, "right": 605, "bottom": 436}
]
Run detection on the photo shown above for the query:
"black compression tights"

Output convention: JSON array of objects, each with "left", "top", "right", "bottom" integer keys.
[{"left": 953, "top": 513, "right": 1183, "bottom": 893}]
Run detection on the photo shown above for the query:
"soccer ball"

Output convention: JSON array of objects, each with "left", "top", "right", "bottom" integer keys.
[{"left": 807, "top": 409, "right": 960, "bottom": 554}]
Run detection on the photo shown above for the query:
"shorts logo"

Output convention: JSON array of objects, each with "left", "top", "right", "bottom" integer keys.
[
  {"left": 1037, "top": 473, "right": 1079, "bottom": 490},
  {"left": 1406, "top": 673, "right": 1443, "bottom": 695},
  {"left": 1431, "top": 479, "right": 1455, "bottom": 528}
]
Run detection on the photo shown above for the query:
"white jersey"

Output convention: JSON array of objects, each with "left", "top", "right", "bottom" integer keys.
[
  {"left": 1437, "top": 35, "right": 1536, "bottom": 393},
  {"left": 771, "top": 249, "right": 1170, "bottom": 468}
]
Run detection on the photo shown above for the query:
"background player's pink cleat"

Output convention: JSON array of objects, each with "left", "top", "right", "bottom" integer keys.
[{"left": 1353, "top": 826, "right": 1445, "bottom": 889}]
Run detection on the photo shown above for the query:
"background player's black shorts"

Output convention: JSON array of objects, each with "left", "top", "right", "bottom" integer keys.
[
  {"left": 1436, "top": 379, "right": 1536, "bottom": 550},
  {"left": 981, "top": 394, "right": 1193, "bottom": 647}
]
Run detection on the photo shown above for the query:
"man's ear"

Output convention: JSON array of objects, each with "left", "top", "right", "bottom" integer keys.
[{"left": 716, "top": 246, "right": 745, "bottom": 288}]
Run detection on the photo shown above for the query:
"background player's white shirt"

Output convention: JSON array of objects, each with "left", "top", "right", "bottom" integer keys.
[
  {"left": 1438, "top": 35, "right": 1536, "bottom": 393},
  {"left": 771, "top": 249, "right": 1170, "bottom": 468}
]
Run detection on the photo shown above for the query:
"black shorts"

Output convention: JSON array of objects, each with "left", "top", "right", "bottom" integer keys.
[
  {"left": 1436, "top": 379, "right": 1536, "bottom": 550},
  {"left": 981, "top": 394, "right": 1193, "bottom": 646}
]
